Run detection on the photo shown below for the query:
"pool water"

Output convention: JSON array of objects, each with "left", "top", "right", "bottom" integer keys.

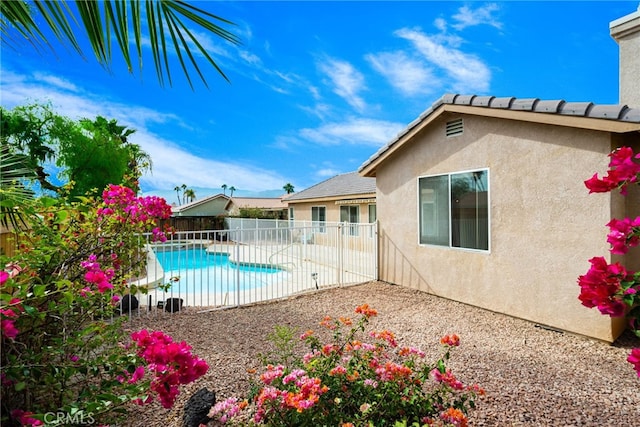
[
  {"left": 153, "top": 247, "right": 286, "bottom": 293},
  {"left": 155, "top": 248, "right": 282, "bottom": 273}
]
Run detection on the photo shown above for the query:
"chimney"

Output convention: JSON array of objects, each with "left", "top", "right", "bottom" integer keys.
[{"left": 610, "top": 5, "right": 640, "bottom": 108}]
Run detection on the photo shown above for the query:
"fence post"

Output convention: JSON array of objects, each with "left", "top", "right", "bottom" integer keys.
[{"left": 235, "top": 227, "right": 240, "bottom": 307}]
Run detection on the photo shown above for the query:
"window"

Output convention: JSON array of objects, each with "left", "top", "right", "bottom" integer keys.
[
  {"left": 340, "top": 205, "right": 360, "bottom": 236},
  {"left": 418, "top": 169, "right": 488, "bottom": 250},
  {"left": 311, "top": 206, "right": 326, "bottom": 233},
  {"left": 288, "top": 207, "right": 294, "bottom": 225}
]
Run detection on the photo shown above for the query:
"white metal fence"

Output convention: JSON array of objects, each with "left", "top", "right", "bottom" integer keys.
[{"left": 125, "top": 220, "right": 377, "bottom": 316}]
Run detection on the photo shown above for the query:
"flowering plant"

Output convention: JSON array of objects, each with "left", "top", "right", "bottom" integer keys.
[
  {"left": 580, "top": 146, "right": 640, "bottom": 377},
  {"left": 0, "top": 184, "right": 206, "bottom": 425},
  {"left": 209, "top": 304, "right": 484, "bottom": 426}
]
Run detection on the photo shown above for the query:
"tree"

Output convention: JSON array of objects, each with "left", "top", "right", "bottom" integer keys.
[
  {"left": 222, "top": 184, "right": 228, "bottom": 195},
  {"left": 173, "top": 185, "right": 182, "bottom": 206},
  {"left": 1, "top": 104, "right": 150, "bottom": 198},
  {"left": 181, "top": 183, "right": 187, "bottom": 204},
  {"left": 0, "top": 1, "right": 240, "bottom": 89},
  {"left": 184, "top": 188, "right": 196, "bottom": 203},
  {"left": 283, "top": 183, "right": 295, "bottom": 194},
  {"left": 229, "top": 186, "right": 236, "bottom": 197}
]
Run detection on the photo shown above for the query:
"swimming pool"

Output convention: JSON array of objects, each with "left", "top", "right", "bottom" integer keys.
[{"left": 154, "top": 247, "right": 287, "bottom": 293}]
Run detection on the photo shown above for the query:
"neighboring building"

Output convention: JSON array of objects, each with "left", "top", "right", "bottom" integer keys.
[
  {"left": 358, "top": 9, "right": 640, "bottom": 343},
  {"left": 226, "top": 197, "right": 288, "bottom": 219},
  {"left": 171, "top": 193, "right": 230, "bottom": 217},
  {"left": 286, "top": 171, "right": 377, "bottom": 227},
  {"left": 172, "top": 194, "right": 288, "bottom": 219}
]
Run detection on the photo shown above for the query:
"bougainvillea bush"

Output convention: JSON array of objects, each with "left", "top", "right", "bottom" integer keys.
[
  {"left": 209, "top": 304, "right": 484, "bottom": 427},
  {"left": 579, "top": 146, "right": 640, "bottom": 377},
  {"left": 0, "top": 184, "right": 207, "bottom": 426}
]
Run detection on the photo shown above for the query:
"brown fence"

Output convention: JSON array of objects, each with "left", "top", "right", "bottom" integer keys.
[{"left": 161, "top": 216, "right": 226, "bottom": 232}]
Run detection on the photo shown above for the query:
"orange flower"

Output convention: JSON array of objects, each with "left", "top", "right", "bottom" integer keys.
[
  {"left": 440, "top": 334, "right": 460, "bottom": 347},
  {"left": 339, "top": 316, "right": 353, "bottom": 325},
  {"left": 440, "top": 407, "right": 468, "bottom": 427},
  {"left": 355, "top": 304, "right": 378, "bottom": 318}
]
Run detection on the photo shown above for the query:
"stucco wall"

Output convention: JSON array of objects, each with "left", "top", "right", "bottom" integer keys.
[
  {"left": 175, "top": 198, "right": 228, "bottom": 216},
  {"left": 288, "top": 199, "right": 376, "bottom": 223},
  {"left": 375, "top": 112, "right": 627, "bottom": 342}
]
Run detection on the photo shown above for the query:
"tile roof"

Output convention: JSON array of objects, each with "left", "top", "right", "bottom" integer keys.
[
  {"left": 359, "top": 93, "right": 640, "bottom": 173},
  {"left": 286, "top": 171, "right": 376, "bottom": 201}
]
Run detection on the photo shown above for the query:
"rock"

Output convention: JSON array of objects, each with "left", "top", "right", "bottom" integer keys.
[
  {"left": 165, "top": 297, "right": 183, "bottom": 313},
  {"left": 119, "top": 294, "right": 139, "bottom": 315},
  {"left": 183, "top": 387, "right": 216, "bottom": 427}
]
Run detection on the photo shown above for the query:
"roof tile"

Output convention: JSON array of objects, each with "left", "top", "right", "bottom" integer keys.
[
  {"left": 454, "top": 95, "right": 476, "bottom": 105},
  {"left": 534, "top": 100, "right": 565, "bottom": 113},
  {"left": 559, "top": 102, "right": 594, "bottom": 116},
  {"left": 588, "top": 104, "right": 628, "bottom": 119},
  {"left": 472, "top": 96, "right": 494, "bottom": 107},
  {"left": 511, "top": 98, "right": 539, "bottom": 110},
  {"left": 286, "top": 172, "right": 376, "bottom": 201},
  {"left": 620, "top": 107, "right": 640, "bottom": 122},
  {"left": 490, "top": 96, "right": 515, "bottom": 108}
]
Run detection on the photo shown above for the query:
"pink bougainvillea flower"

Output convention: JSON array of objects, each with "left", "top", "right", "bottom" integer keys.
[
  {"left": 627, "top": 348, "right": 640, "bottom": 378},
  {"left": 606, "top": 217, "right": 640, "bottom": 254},
  {"left": 1, "top": 319, "right": 19, "bottom": 339},
  {"left": 577, "top": 257, "right": 633, "bottom": 317},
  {"left": 10, "top": 409, "right": 43, "bottom": 426},
  {"left": 585, "top": 147, "right": 640, "bottom": 195}
]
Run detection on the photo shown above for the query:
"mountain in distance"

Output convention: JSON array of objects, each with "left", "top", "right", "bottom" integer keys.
[{"left": 141, "top": 187, "right": 288, "bottom": 206}]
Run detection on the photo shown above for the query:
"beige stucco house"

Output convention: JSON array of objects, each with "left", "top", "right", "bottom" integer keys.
[
  {"left": 226, "top": 197, "right": 288, "bottom": 219},
  {"left": 358, "top": 9, "right": 640, "bottom": 343},
  {"left": 286, "top": 171, "right": 377, "bottom": 226}
]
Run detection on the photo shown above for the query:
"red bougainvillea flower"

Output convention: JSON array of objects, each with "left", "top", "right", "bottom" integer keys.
[
  {"left": 606, "top": 216, "right": 640, "bottom": 254},
  {"left": 577, "top": 257, "right": 633, "bottom": 317},
  {"left": 584, "top": 147, "right": 640, "bottom": 195},
  {"left": 627, "top": 348, "right": 640, "bottom": 378}
]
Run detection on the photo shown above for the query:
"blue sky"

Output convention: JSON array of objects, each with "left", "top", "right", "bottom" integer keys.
[{"left": 1, "top": 1, "right": 637, "bottom": 203}]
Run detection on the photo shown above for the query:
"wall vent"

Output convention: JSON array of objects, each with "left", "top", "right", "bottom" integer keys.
[{"left": 446, "top": 118, "right": 464, "bottom": 137}]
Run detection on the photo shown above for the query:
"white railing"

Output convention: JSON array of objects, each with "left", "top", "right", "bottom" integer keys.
[{"left": 123, "top": 221, "right": 377, "bottom": 317}]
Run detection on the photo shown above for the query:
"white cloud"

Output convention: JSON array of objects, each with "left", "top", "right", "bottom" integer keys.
[
  {"left": 365, "top": 51, "right": 441, "bottom": 97},
  {"left": 32, "top": 72, "right": 81, "bottom": 92},
  {"left": 0, "top": 67, "right": 286, "bottom": 193},
  {"left": 451, "top": 3, "right": 502, "bottom": 31},
  {"left": 298, "top": 117, "right": 403, "bottom": 147},
  {"left": 394, "top": 28, "right": 491, "bottom": 93},
  {"left": 317, "top": 57, "right": 367, "bottom": 112}
]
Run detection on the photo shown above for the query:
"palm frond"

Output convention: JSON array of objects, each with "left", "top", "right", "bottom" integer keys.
[
  {"left": 0, "top": 147, "right": 37, "bottom": 231},
  {"left": 0, "top": 0, "right": 241, "bottom": 87}
]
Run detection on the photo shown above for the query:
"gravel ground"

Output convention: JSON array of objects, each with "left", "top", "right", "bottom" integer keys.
[{"left": 122, "top": 281, "right": 640, "bottom": 426}]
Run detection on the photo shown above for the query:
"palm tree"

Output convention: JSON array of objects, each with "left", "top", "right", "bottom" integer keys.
[
  {"left": 229, "top": 186, "right": 236, "bottom": 197},
  {"left": 173, "top": 185, "right": 182, "bottom": 206},
  {"left": 221, "top": 184, "right": 227, "bottom": 196},
  {"left": 184, "top": 188, "right": 196, "bottom": 203},
  {"left": 283, "top": 183, "right": 295, "bottom": 194},
  {"left": 0, "top": 1, "right": 240, "bottom": 89},
  {"left": 181, "top": 184, "right": 187, "bottom": 204}
]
